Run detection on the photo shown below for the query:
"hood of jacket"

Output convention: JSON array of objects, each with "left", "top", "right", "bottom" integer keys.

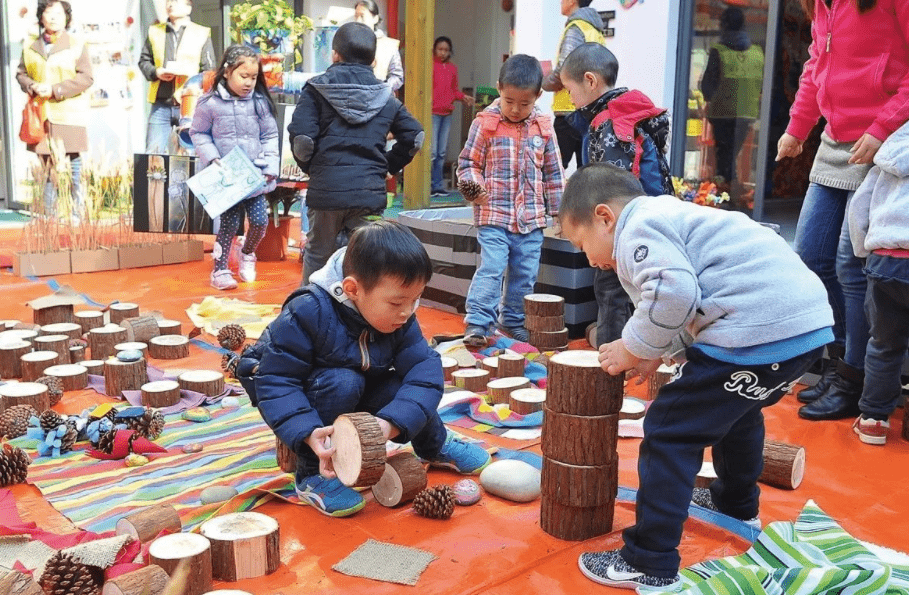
[
  {"left": 569, "top": 6, "right": 604, "bottom": 30},
  {"left": 308, "top": 63, "right": 392, "bottom": 124},
  {"left": 874, "top": 119, "right": 909, "bottom": 178},
  {"left": 720, "top": 30, "right": 751, "bottom": 51}
]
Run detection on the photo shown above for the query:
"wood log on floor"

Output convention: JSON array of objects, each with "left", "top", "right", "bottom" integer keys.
[
  {"left": 371, "top": 452, "right": 427, "bottom": 507},
  {"left": 141, "top": 380, "right": 182, "bottom": 408},
  {"left": 115, "top": 504, "right": 182, "bottom": 543},
  {"left": 108, "top": 302, "right": 140, "bottom": 325},
  {"left": 104, "top": 358, "right": 149, "bottom": 398},
  {"left": 539, "top": 496, "right": 614, "bottom": 541},
  {"left": 33, "top": 334, "right": 70, "bottom": 364},
  {"left": 509, "top": 387, "right": 546, "bottom": 415},
  {"left": 486, "top": 376, "right": 530, "bottom": 405},
  {"left": 525, "top": 314, "right": 565, "bottom": 332},
  {"left": 89, "top": 325, "right": 127, "bottom": 360},
  {"left": 547, "top": 350, "right": 623, "bottom": 416},
  {"left": 0, "top": 571, "right": 43, "bottom": 595},
  {"left": 149, "top": 335, "right": 190, "bottom": 359},
  {"left": 0, "top": 341, "right": 32, "bottom": 378},
  {"left": 0, "top": 329, "right": 38, "bottom": 344},
  {"left": 331, "top": 412, "right": 387, "bottom": 488},
  {"left": 647, "top": 364, "right": 677, "bottom": 400},
  {"left": 120, "top": 315, "right": 161, "bottom": 343},
  {"left": 199, "top": 512, "right": 280, "bottom": 581},
  {"left": 441, "top": 356, "right": 458, "bottom": 382},
  {"left": 20, "top": 351, "right": 59, "bottom": 382},
  {"left": 524, "top": 294, "right": 564, "bottom": 318},
  {"left": 451, "top": 368, "right": 489, "bottom": 393},
  {"left": 148, "top": 532, "right": 212, "bottom": 595},
  {"left": 178, "top": 370, "right": 224, "bottom": 397},
  {"left": 695, "top": 461, "right": 717, "bottom": 489},
  {"left": 114, "top": 342, "right": 148, "bottom": 359},
  {"left": 619, "top": 398, "right": 646, "bottom": 420},
  {"left": 540, "top": 408, "right": 618, "bottom": 466},
  {"left": 74, "top": 310, "right": 104, "bottom": 334},
  {"left": 33, "top": 304, "right": 73, "bottom": 326},
  {"left": 479, "top": 356, "right": 498, "bottom": 375},
  {"left": 528, "top": 328, "right": 569, "bottom": 351},
  {"left": 759, "top": 440, "right": 806, "bottom": 490},
  {"left": 101, "top": 565, "right": 169, "bottom": 595},
  {"left": 69, "top": 344, "right": 86, "bottom": 363},
  {"left": 496, "top": 353, "right": 525, "bottom": 379},
  {"left": 157, "top": 319, "right": 182, "bottom": 335},
  {"left": 43, "top": 363, "right": 88, "bottom": 392},
  {"left": 81, "top": 359, "right": 104, "bottom": 375},
  {"left": 0, "top": 382, "right": 49, "bottom": 414},
  {"left": 39, "top": 322, "right": 82, "bottom": 340},
  {"left": 541, "top": 458, "right": 617, "bottom": 508},
  {"left": 275, "top": 436, "right": 296, "bottom": 473}
]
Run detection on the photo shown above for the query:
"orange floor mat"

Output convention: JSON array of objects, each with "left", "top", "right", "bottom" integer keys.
[{"left": 1, "top": 247, "right": 908, "bottom": 594}]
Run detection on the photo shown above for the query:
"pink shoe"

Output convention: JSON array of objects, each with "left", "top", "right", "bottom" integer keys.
[
  {"left": 238, "top": 251, "right": 257, "bottom": 283},
  {"left": 210, "top": 270, "right": 238, "bottom": 291},
  {"left": 853, "top": 415, "right": 889, "bottom": 445}
]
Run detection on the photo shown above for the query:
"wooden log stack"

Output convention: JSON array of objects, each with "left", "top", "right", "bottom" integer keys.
[
  {"left": 199, "top": 512, "right": 280, "bottom": 581},
  {"left": 524, "top": 294, "right": 569, "bottom": 351}
]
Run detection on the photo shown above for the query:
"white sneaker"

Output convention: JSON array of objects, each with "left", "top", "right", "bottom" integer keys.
[
  {"left": 210, "top": 270, "right": 238, "bottom": 290},
  {"left": 238, "top": 251, "right": 257, "bottom": 283}
]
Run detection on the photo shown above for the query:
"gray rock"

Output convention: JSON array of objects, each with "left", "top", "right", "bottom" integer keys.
[
  {"left": 200, "top": 485, "right": 238, "bottom": 505},
  {"left": 479, "top": 459, "right": 541, "bottom": 503},
  {"left": 116, "top": 349, "right": 144, "bottom": 362}
]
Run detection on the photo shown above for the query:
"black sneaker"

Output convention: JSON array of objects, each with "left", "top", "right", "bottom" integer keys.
[
  {"left": 578, "top": 550, "right": 681, "bottom": 592},
  {"left": 691, "top": 487, "right": 761, "bottom": 529},
  {"left": 463, "top": 325, "right": 489, "bottom": 347},
  {"left": 502, "top": 325, "right": 529, "bottom": 343}
]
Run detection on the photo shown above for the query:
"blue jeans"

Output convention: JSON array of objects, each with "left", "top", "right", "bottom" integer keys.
[
  {"left": 146, "top": 100, "right": 180, "bottom": 154},
  {"left": 431, "top": 113, "right": 452, "bottom": 192},
  {"left": 859, "top": 254, "right": 909, "bottom": 420},
  {"left": 792, "top": 183, "right": 868, "bottom": 368},
  {"left": 465, "top": 226, "right": 544, "bottom": 330}
]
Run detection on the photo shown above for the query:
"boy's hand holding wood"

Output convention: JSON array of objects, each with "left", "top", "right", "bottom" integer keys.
[{"left": 306, "top": 426, "right": 336, "bottom": 478}]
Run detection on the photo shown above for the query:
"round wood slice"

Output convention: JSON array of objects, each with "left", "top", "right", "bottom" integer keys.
[
  {"left": 759, "top": 440, "right": 806, "bottom": 490},
  {"left": 178, "top": 370, "right": 225, "bottom": 397},
  {"left": 524, "top": 294, "right": 565, "bottom": 318},
  {"left": 440, "top": 356, "right": 458, "bottom": 382},
  {"left": 116, "top": 503, "right": 182, "bottom": 543},
  {"left": 695, "top": 461, "right": 717, "bottom": 489},
  {"left": 0, "top": 570, "right": 43, "bottom": 595},
  {"left": 0, "top": 381, "right": 49, "bottom": 413},
  {"left": 74, "top": 310, "right": 104, "bottom": 334},
  {"left": 486, "top": 376, "right": 531, "bottom": 405},
  {"left": 0, "top": 329, "right": 39, "bottom": 344},
  {"left": 157, "top": 319, "right": 182, "bottom": 335},
  {"left": 120, "top": 315, "right": 161, "bottom": 343},
  {"left": 0, "top": 320, "right": 20, "bottom": 330},
  {"left": 619, "top": 398, "right": 646, "bottom": 420},
  {"left": 451, "top": 368, "right": 490, "bottom": 393},
  {"left": 43, "top": 363, "right": 88, "bottom": 392},
  {"left": 509, "top": 387, "right": 546, "bottom": 415},
  {"left": 149, "top": 335, "right": 190, "bottom": 359},
  {"left": 199, "top": 512, "right": 280, "bottom": 582},
  {"left": 371, "top": 452, "right": 427, "bottom": 507},
  {"left": 0, "top": 341, "right": 32, "bottom": 379},
  {"left": 148, "top": 532, "right": 212, "bottom": 595},
  {"left": 33, "top": 304, "right": 73, "bottom": 326},
  {"left": 114, "top": 342, "right": 149, "bottom": 359},
  {"left": 20, "top": 350, "right": 60, "bottom": 382},
  {"left": 82, "top": 359, "right": 104, "bottom": 375},
  {"left": 541, "top": 457, "right": 617, "bottom": 507},
  {"left": 547, "top": 350, "right": 623, "bottom": 416},
  {"left": 104, "top": 358, "right": 149, "bottom": 398},
  {"left": 142, "top": 380, "right": 182, "bottom": 408},
  {"left": 101, "top": 565, "right": 169, "bottom": 595},
  {"left": 539, "top": 495, "right": 614, "bottom": 541},
  {"left": 525, "top": 314, "right": 565, "bottom": 332},
  {"left": 331, "top": 412, "right": 387, "bottom": 488},
  {"left": 108, "top": 302, "right": 140, "bottom": 325},
  {"left": 479, "top": 356, "right": 499, "bottom": 375},
  {"left": 647, "top": 364, "right": 677, "bottom": 400},
  {"left": 39, "top": 322, "right": 82, "bottom": 340},
  {"left": 69, "top": 344, "right": 86, "bottom": 363},
  {"left": 496, "top": 353, "right": 525, "bottom": 379},
  {"left": 529, "top": 328, "right": 569, "bottom": 351},
  {"left": 275, "top": 437, "right": 297, "bottom": 473},
  {"left": 541, "top": 407, "right": 619, "bottom": 466},
  {"left": 33, "top": 334, "right": 70, "bottom": 363},
  {"left": 89, "top": 325, "right": 128, "bottom": 360}
]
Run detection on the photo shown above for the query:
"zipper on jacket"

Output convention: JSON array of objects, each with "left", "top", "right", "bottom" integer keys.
[{"left": 358, "top": 329, "right": 371, "bottom": 371}]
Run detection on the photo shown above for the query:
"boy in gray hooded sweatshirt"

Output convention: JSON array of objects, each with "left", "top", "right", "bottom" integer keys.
[{"left": 559, "top": 163, "right": 833, "bottom": 591}]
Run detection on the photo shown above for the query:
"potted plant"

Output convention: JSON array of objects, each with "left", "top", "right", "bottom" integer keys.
[{"left": 230, "top": 0, "right": 313, "bottom": 64}]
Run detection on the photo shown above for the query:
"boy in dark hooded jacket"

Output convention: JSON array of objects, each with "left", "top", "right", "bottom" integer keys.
[{"left": 289, "top": 22, "right": 424, "bottom": 283}]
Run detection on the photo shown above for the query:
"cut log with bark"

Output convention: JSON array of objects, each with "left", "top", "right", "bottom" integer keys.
[
  {"left": 20, "top": 350, "right": 60, "bottom": 382},
  {"left": 275, "top": 436, "right": 296, "bottom": 473},
  {"left": 525, "top": 314, "right": 565, "bottom": 332},
  {"left": 441, "top": 356, "right": 458, "bottom": 382},
  {"left": 0, "top": 382, "right": 49, "bottom": 413},
  {"left": 371, "top": 452, "right": 427, "bottom": 507},
  {"left": 0, "top": 329, "right": 38, "bottom": 344},
  {"left": 331, "top": 412, "right": 387, "bottom": 488},
  {"left": 108, "top": 302, "right": 140, "bottom": 325},
  {"left": 509, "top": 387, "right": 546, "bottom": 415},
  {"left": 114, "top": 342, "right": 148, "bottom": 359},
  {"left": 33, "top": 334, "right": 70, "bottom": 364},
  {"left": 149, "top": 335, "right": 190, "bottom": 359},
  {"left": 32, "top": 304, "right": 73, "bottom": 326},
  {"left": 497, "top": 353, "right": 526, "bottom": 379},
  {"left": 479, "top": 356, "right": 499, "bottom": 375},
  {"left": 451, "top": 368, "right": 489, "bottom": 393},
  {"left": 541, "top": 408, "right": 618, "bottom": 466},
  {"left": 541, "top": 458, "right": 617, "bottom": 507},
  {"left": 524, "top": 294, "right": 565, "bottom": 318},
  {"left": 69, "top": 344, "right": 86, "bottom": 363},
  {"left": 647, "top": 364, "right": 677, "bottom": 400},
  {"left": 104, "top": 358, "right": 149, "bottom": 398},
  {"left": 39, "top": 322, "right": 82, "bottom": 340},
  {"left": 547, "top": 350, "right": 623, "bottom": 416},
  {"left": 759, "top": 440, "right": 806, "bottom": 490},
  {"left": 199, "top": 512, "right": 280, "bottom": 582},
  {"left": 0, "top": 571, "right": 43, "bottom": 595},
  {"left": 0, "top": 341, "right": 32, "bottom": 378},
  {"left": 695, "top": 461, "right": 717, "bottom": 489},
  {"left": 89, "top": 325, "right": 128, "bottom": 360},
  {"left": 539, "top": 496, "right": 614, "bottom": 541},
  {"left": 141, "top": 380, "right": 182, "bottom": 408},
  {"left": 528, "top": 328, "right": 569, "bottom": 351},
  {"left": 148, "top": 532, "right": 212, "bottom": 595},
  {"left": 157, "top": 319, "right": 182, "bottom": 335},
  {"left": 116, "top": 504, "right": 182, "bottom": 543},
  {"left": 101, "top": 565, "right": 169, "bottom": 595},
  {"left": 178, "top": 370, "right": 225, "bottom": 397},
  {"left": 82, "top": 359, "right": 104, "bottom": 375},
  {"left": 74, "top": 310, "right": 104, "bottom": 334},
  {"left": 486, "top": 376, "right": 531, "bottom": 405},
  {"left": 43, "top": 364, "right": 88, "bottom": 392},
  {"left": 121, "top": 315, "right": 161, "bottom": 343},
  {"left": 619, "top": 398, "right": 646, "bottom": 421}
]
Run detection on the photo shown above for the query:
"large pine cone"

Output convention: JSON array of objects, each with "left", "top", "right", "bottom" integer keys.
[
  {"left": 0, "top": 443, "right": 31, "bottom": 487},
  {"left": 36, "top": 376, "right": 65, "bottom": 407},
  {"left": 412, "top": 485, "right": 455, "bottom": 520},
  {"left": 58, "top": 425, "right": 78, "bottom": 454},
  {"left": 217, "top": 324, "right": 247, "bottom": 351},
  {"left": 0, "top": 404, "right": 38, "bottom": 439},
  {"left": 39, "top": 551, "right": 101, "bottom": 595},
  {"left": 39, "top": 410, "right": 64, "bottom": 433},
  {"left": 457, "top": 179, "right": 485, "bottom": 201},
  {"left": 96, "top": 429, "right": 117, "bottom": 454},
  {"left": 125, "top": 408, "right": 165, "bottom": 440}
]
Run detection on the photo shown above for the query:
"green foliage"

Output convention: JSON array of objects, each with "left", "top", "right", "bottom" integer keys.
[{"left": 230, "top": 0, "right": 313, "bottom": 56}]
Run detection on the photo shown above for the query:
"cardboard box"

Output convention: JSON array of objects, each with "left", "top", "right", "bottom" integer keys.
[
  {"left": 70, "top": 248, "right": 120, "bottom": 274},
  {"left": 119, "top": 243, "right": 164, "bottom": 269},
  {"left": 162, "top": 239, "right": 205, "bottom": 265},
  {"left": 13, "top": 251, "right": 72, "bottom": 277}
]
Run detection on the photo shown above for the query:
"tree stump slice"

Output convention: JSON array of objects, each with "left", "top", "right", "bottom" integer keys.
[
  {"left": 541, "top": 458, "right": 617, "bottom": 507},
  {"left": 101, "top": 565, "right": 170, "bottom": 595},
  {"left": 115, "top": 342, "right": 149, "bottom": 359},
  {"left": 116, "top": 504, "right": 183, "bottom": 543},
  {"left": 539, "top": 496, "right": 614, "bottom": 541},
  {"left": 74, "top": 310, "right": 104, "bottom": 334},
  {"left": 0, "top": 329, "right": 39, "bottom": 344},
  {"left": 547, "top": 350, "right": 623, "bottom": 416},
  {"left": 33, "top": 304, "right": 73, "bottom": 326},
  {"left": 529, "top": 328, "right": 569, "bottom": 351},
  {"left": 43, "top": 364, "right": 88, "bottom": 392},
  {"left": 90, "top": 325, "right": 128, "bottom": 360},
  {"left": 82, "top": 359, "right": 104, "bottom": 375},
  {"left": 104, "top": 358, "right": 149, "bottom": 398},
  {"left": 695, "top": 461, "right": 717, "bottom": 489},
  {"left": 331, "top": 412, "right": 387, "bottom": 488},
  {"left": 0, "top": 382, "right": 49, "bottom": 414},
  {"left": 0, "top": 571, "right": 43, "bottom": 595},
  {"left": 20, "top": 350, "right": 60, "bottom": 382},
  {"left": 759, "top": 440, "right": 806, "bottom": 490},
  {"left": 647, "top": 364, "right": 677, "bottom": 400},
  {"left": 199, "top": 512, "right": 280, "bottom": 581},
  {"left": 524, "top": 294, "right": 565, "bottom": 318},
  {"left": 496, "top": 353, "right": 526, "bottom": 379},
  {"left": 108, "top": 303, "right": 140, "bottom": 325},
  {"left": 33, "top": 334, "right": 70, "bottom": 364},
  {"left": 69, "top": 344, "right": 86, "bottom": 363},
  {"left": 120, "top": 315, "right": 161, "bottom": 343},
  {"left": 157, "top": 319, "right": 182, "bottom": 335},
  {"left": 479, "top": 356, "right": 499, "bottom": 375},
  {"left": 451, "top": 368, "right": 490, "bottom": 393},
  {"left": 486, "top": 376, "right": 531, "bottom": 405},
  {"left": 0, "top": 320, "right": 21, "bottom": 330},
  {"left": 148, "top": 532, "right": 212, "bottom": 595},
  {"left": 509, "top": 387, "right": 546, "bottom": 415},
  {"left": 541, "top": 408, "right": 618, "bottom": 466},
  {"left": 525, "top": 314, "right": 565, "bottom": 332},
  {"left": 0, "top": 341, "right": 32, "bottom": 378},
  {"left": 178, "top": 370, "right": 225, "bottom": 397},
  {"left": 440, "top": 356, "right": 458, "bottom": 382},
  {"left": 39, "top": 322, "right": 82, "bottom": 340},
  {"left": 371, "top": 452, "right": 427, "bottom": 507},
  {"left": 619, "top": 398, "right": 646, "bottom": 420},
  {"left": 142, "top": 380, "right": 182, "bottom": 408},
  {"left": 275, "top": 437, "right": 296, "bottom": 473},
  {"left": 149, "top": 335, "right": 190, "bottom": 359}
]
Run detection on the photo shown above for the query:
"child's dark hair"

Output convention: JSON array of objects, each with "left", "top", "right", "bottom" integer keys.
[
  {"left": 37, "top": 0, "right": 72, "bottom": 29},
  {"left": 578, "top": 0, "right": 594, "bottom": 7},
  {"left": 561, "top": 43, "right": 619, "bottom": 88},
  {"left": 343, "top": 221, "right": 433, "bottom": 290},
  {"left": 498, "top": 54, "right": 543, "bottom": 93},
  {"left": 333, "top": 22, "right": 377, "bottom": 65},
  {"left": 211, "top": 45, "right": 276, "bottom": 116},
  {"left": 560, "top": 163, "right": 643, "bottom": 225},
  {"left": 434, "top": 36, "right": 453, "bottom": 55}
]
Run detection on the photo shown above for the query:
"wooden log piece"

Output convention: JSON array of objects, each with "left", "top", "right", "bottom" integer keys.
[
  {"left": 371, "top": 452, "right": 427, "bottom": 507},
  {"left": 0, "top": 320, "right": 21, "bottom": 330},
  {"left": 33, "top": 334, "right": 70, "bottom": 363},
  {"left": 69, "top": 344, "right": 86, "bottom": 363},
  {"left": 275, "top": 436, "right": 297, "bottom": 473},
  {"left": 524, "top": 294, "right": 565, "bottom": 318},
  {"left": 141, "top": 380, "right": 182, "bottom": 408},
  {"left": 440, "top": 356, "right": 458, "bottom": 382},
  {"left": 695, "top": 461, "right": 717, "bottom": 489},
  {"left": 39, "top": 322, "right": 82, "bottom": 340},
  {"left": 509, "top": 387, "right": 546, "bottom": 415},
  {"left": 178, "top": 370, "right": 225, "bottom": 397},
  {"left": 89, "top": 325, "right": 128, "bottom": 360},
  {"left": 529, "top": 328, "right": 569, "bottom": 351},
  {"left": 74, "top": 310, "right": 104, "bottom": 334},
  {"left": 0, "top": 341, "right": 32, "bottom": 378},
  {"left": 43, "top": 363, "right": 88, "bottom": 392},
  {"left": 759, "top": 440, "right": 806, "bottom": 490},
  {"left": 115, "top": 342, "right": 149, "bottom": 359},
  {"left": 479, "top": 356, "right": 498, "bottom": 375},
  {"left": 104, "top": 358, "right": 149, "bottom": 398},
  {"left": 451, "top": 368, "right": 489, "bottom": 393},
  {"left": 101, "top": 565, "right": 169, "bottom": 595},
  {"left": 12, "top": 323, "right": 40, "bottom": 332},
  {"left": 148, "top": 532, "right": 212, "bottom": 595},
  {"left": 108, "top": 302, "right": 140, "bottom": 325},
  {"left": 496, "top": 353, "right": 525, "bottom": 379},
  {"left": 121, "top": 315, "right": 161, "bottom": 343},
  {"left": 330, "top": 412, "right": 387, "bottom": 488},
  {"left": 0, "top": 329, "right": 39, "bottom": 344},
  {"left": 82, "top": 359, "right": 104, "bottom": 375},
  {"left": 547, "top": 350, "right": 623, "bottom": 416},
  {"left": 157, "top": 319, "right": 182, "bottom": 335},
  {"left": 525, "top": 314, "right": 565, "bottom": 332},
  {"left": 199, "top": 512, "right": 280, "bottom": 582},
  {"left": 541, "top": 457, "right": 617, "bottom": 507},
  {"left": 486, "top": 376, "right": 531, "bottom": 405},
  {"left": 0, "top": 382, "right": 49, "bottom": 413},
  {"left": 116, "top": 504, "right": 183, "bottom": 543},
  {"left": 619, "top": 398, "right": 646, "bottom": 421},
  {"left": 20, "top": 350, "right": 60, "bottom": 382},
  {"left": 541, "top": 408, "right": 619, "bottom": 466},
  {"left": 149, "top": 335, "right": 190, "bottom": 359},
  {"left": 33, "top": 304, "right": 73, "bottom": 326},
  {"left": 540, "top": 496, "right": 614, "bottom": 541},
  {"left": 0, "top": 571, "right": 44, "bottom": 595},
  {"left": 647, "top": 364, "right": 677, "bottom": 400}
]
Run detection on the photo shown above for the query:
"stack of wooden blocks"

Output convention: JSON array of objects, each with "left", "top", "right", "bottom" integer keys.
[{"left": 524, "top": 294, "right": 568, "bottom": 351}]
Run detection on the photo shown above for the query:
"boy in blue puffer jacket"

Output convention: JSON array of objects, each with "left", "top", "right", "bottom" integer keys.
[{"left": 244, "top": 221, "right": 490, "bottom": 517}]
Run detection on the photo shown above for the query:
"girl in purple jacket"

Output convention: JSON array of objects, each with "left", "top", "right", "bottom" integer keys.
[{"left": 190, "top": 45, "right": 279, "bottom": 290}]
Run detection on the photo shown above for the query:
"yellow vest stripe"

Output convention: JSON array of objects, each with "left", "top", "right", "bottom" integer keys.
[{"left": 553, "top": 19, "right": 606, "bottom": 113}]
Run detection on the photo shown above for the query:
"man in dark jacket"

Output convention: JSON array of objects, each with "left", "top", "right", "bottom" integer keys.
[{"left": 289, "top": 22, "right": 424, "bottom": 283}]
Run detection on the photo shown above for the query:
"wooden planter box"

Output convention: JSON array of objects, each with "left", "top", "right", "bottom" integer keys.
[
  {"left": 119, "top": 243, "right": 164, "bottom": 269},
  {"left": 162, "top": 239, "right": 205, "bottom": 265},
  {"left": 70, "top": 248, "right": 120, "bottom": 273},
  {"left": 14, "top": 251, "right": 72, "bottom": 277}
]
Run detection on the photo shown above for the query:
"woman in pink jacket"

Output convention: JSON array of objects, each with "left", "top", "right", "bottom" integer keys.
[{"left": 777, "top": 0, "right": 909, "bottom": 421}]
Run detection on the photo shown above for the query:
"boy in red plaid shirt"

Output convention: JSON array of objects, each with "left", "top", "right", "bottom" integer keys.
[{"left": 457, "top": 54, "right": 565, "bottom": 346}]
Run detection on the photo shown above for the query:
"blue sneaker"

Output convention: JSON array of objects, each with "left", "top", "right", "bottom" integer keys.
[
  {"left": 502, "top": 325, "right": 529, "bottom": 343},
  {"left": 295, "top": 474, "right": 365, "bottom": 517},
  {"left": 429, "top": 432, "right": 491, "bottom": 474}
]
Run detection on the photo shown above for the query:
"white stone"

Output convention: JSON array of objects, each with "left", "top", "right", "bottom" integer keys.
[
  {"left": 200, "top": 485, "right": 239, "bottom": 505},
  {"left": 479, "top": 459, "right": 541, "bottom": 503},
  {"left": 221, "top": 396, "right": 240, "bottom": 408}
]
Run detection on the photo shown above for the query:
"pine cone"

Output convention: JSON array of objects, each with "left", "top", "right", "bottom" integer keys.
[
  {"left": 96, "top": 429, "right": 117, "bottom": 454},
  {"left": 457, "top": 179, "right": 485, "bottom": 201},
  {"left": 39, "top": 551, "right": 101, "bottom": 595},
  {"left": 217, "top": 324, "right": 247, "bottom": 351},
  {"left": 125, "top": 408, "right": 165, "bottom": 440},
  {"left": 412, "top": 485, "right": 455, "bottom": 520},
  {"left": 39, "top": 410, "right": 64, "bottom": 433},
  {"left": 0, "top": 443, "right": 31, "bottom": 487},
  {"left": 0, "top": 404, "right": 38, "bottom": 439},
  {"left": 36, "top": 376, "right": 65, "bottom": 407},
  {"left": 57, "top": 425, "right": 78, "bottom": 454}
]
